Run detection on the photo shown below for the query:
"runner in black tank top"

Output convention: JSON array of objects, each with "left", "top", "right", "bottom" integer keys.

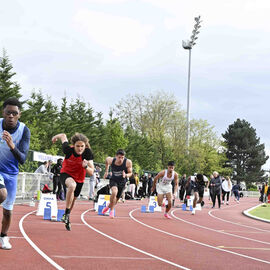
[{"left": 102, "top": 149, "right": 133, "bottom": 218}]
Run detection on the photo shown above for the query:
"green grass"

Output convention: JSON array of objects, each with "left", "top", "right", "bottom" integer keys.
[{"left": 249, "top": 204, "right": 270, "bottom": 220}]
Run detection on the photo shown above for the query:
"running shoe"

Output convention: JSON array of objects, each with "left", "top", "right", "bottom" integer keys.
[
  {"left": 102, "top": 206, "right": 109, "bottom": 215},
  {"left": 164, "top": 213, "right": 172, "bottom": 219},
  {"left": 201, "top": 201, "right": 205, "bottom": 207},
  {"left": 109, "top": 210, "right": 114, "bottom": 218},
  {"left": 61, "top": 214, "right": 71, "bottom": 231},
  {"left": 0, "top": 236, "right": 12, "bottom": 250},
  {"left": 191, "top": 209, "right": 196, "bottom": 215}
]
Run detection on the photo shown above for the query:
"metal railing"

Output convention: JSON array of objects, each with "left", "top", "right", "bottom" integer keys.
[{"left": 16, "top": 172, "right": 109, "bottom": 200}]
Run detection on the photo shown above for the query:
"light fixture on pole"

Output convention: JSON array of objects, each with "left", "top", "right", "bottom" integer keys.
[{"left": 182, "top": 15, "right": 202, "bottom": 149}]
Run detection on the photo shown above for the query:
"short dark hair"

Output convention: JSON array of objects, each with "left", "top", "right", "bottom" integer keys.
[
  {"left": 168, "top": 161, "right": 175, "bottom": 166},
  {"left": 196, "top": 174, "right": 204, "bottom": 181},
  {"left": 3, "top": 97, "right": 22, "bottom": 110},
  {"left": 116, "top": 149, "right": 126, "bottom": 156}
]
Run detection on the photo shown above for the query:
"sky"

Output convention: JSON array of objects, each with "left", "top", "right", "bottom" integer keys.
[{"left": 1, "top": 0, "right": 270, "bottom": 168}]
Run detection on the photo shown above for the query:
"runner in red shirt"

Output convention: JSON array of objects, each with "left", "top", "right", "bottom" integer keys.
[{"left": 52, "top": 133, "right": 94, "bottom": 230}]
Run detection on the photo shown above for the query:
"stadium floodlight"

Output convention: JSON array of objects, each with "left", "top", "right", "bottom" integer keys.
[{"left": 182, "top": 15, "right": 202, "bottom": 149}]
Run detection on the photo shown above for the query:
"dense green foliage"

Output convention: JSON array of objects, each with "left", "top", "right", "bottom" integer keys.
[{"left": 222, "top": 119, "right": 268, "bottom": 184}]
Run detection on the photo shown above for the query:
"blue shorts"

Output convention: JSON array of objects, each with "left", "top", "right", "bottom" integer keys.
[{"left": 0, "top": 172, "right": 18, "bottom": 211}]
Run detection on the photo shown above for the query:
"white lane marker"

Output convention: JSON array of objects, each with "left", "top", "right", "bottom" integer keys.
[
  {"left": 129, "top": 209, "right": 270, "bottom": 266},
  {"left": 81, "top": 209, "right": 190, "bottom": 270},
  {"left": 53, "top": 255, "right": 154, "bottom": 260},
  {"left": 208, "top": 206, "right": 269, "bottom": 232},
  {"left": 171, "top": 209, "right": 270, "bottom": 245},
  {"left": 19, "top": 210, "right": 64, "bottom": 270}
]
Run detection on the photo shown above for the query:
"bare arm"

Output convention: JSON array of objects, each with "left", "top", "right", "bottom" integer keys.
[
  {"left": 82, "top": 159, "right": 94, "bottom": 176},
  {"left": 104, "top": 157, "right": 113, "bottom": 179},
  {"left": 52, "top": 133, "right": 68, "bottom": 144},
  {"left": 123, "top": 159, "right": 132, "bottom": 178}
]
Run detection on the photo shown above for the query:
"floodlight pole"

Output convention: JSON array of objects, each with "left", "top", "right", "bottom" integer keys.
[{"left": 182, "top": 15, "right": 202, "bottom": 149}]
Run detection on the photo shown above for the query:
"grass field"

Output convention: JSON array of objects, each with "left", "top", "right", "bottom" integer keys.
[{"left": 249, "top": 204, "right": 270, "bottom": 220}]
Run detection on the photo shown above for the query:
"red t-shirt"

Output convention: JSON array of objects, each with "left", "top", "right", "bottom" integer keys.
[{"left": 61, "top": 142, "right": 94, "bottom": 183}]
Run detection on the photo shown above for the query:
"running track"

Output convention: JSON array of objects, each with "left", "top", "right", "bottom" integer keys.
[{"left": 0, "top": 197, "right": 269, "bottom": 270}]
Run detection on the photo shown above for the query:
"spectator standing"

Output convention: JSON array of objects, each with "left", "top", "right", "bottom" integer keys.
[
  {"left": 210, "top": 171, "right": 222, "bottom": 208},
  {"left": 51, "top": 158, "right": 63, "bottom": 200},
  {"left": 129, "top": 173, "right": 136, "bottom": 199},
  {"left": 261, "top": 182, "right": 269, "bottom": 203},
  {"left": 134, "top": 172, "right": 139, "bottom": 197},
  {"left": 35, "top": 161, "right": 50, "bottom": 174},
  {"left": 147, "top": 174, "right": 153, "bottom": 197},
  {"left": 141, "top": 174, "right": 147, "bottom": 197},
  {"left": 232, "top": 182, "right": 240, "bottom": 203},
  {"left": 89, "top": 172, "right": 96, "bottom": 200},
  {"left": 179, "top": 174, "right": 187, "bottom": 201},
  {"left": 222, "top": 176, "right": 232, "bottom": 205}
]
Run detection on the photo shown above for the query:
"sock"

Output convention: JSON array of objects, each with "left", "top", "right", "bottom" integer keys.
[
  {"left": 1, "top": 233, "right": 7, "bottom": 237},
  {"left": 65, "top": 208, "right": 71, "bottom": 215}
]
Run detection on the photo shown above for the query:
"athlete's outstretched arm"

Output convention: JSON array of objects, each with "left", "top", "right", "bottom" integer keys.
[
  {"left": 82, "top": 159, "right": 94, "bottom": 176},
  {"left": 52, "top": 133, "right": 68, "bottom": 144},
  {"left": 104, "top": 157, "right": 113, "bottom": 179}
]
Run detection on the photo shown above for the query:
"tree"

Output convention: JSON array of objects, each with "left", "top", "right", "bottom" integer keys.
[
  {"left": 222, "top": 119, "right": 268, "bottom": 184},
  {"left": 0, "top": 49, "right": 22, "bottom": 108}
]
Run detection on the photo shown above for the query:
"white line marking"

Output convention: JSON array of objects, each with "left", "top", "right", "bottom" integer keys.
[
  {"left": 208, "top": 206, "right": 269, "bottom": 232},
  {"left": 129, "top": 209, "right": 270, "bottom": 265},
  {"left": 9, "top": 236, "right": 25, "bottom": 239},
  {"left": 171, "top": 209, "right": 270, "bottom": 245},
  {"left": 53, "top": 255, "right": 154, "bottom": 260},
  {"left": 81, "top": 209, "right": 190, "bottom": 270},
  {"left": 19, "top": 210, "right": 64, "bottom": 270}
]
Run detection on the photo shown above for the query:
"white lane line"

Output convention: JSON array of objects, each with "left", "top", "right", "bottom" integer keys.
[
  {"left": 81, "top": 209, "right": 190, "bottom": 270},
  {"left": 129, "top": 209, "right": 270, "bottom": 266},
  {"left": 208, "top": 206, "right": 269, "bottom": 232},
  {"left": 9, "top": 236, "right": 25, "bottom": 239},
  {"left": 53, "top": 255, "right": 154, "bottom": 260},
  {"left": 19, "top": 210, "right": 64, "bottom": 270},
  {"left": 171, "top": 209, "right": 270, "bottom": 246}
]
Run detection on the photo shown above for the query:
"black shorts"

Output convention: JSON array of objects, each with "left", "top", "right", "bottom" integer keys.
[
  {"left": 194, "top": 185, "right": 204, "bottom": 198},
  {"left": 60, "top": 173, "right": 84, "bottom": 198},
  {"left": 110, "top": 179, "right": 126, "bottom": 199}
]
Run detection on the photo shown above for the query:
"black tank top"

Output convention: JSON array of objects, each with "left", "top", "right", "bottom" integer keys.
[{"left": 111, "top": 157, "right": 127, "bottom": 182}]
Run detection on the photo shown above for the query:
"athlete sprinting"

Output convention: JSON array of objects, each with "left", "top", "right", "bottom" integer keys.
[
  {"left": 151, "top": 161, "right": 178, "bottom": 219},
  {"left": 102, "top": 149, "right": 132, "bottom": 218},
  {"left": 52, "top": 133, "right": 94, "bottom": 230},
  {"left": 0, "top": 98, "right": 30, "bottom": 249}
]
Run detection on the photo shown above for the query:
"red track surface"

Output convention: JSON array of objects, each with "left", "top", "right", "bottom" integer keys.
[{"left": 0, "top": 197, "right": 269, "bottom": 270}]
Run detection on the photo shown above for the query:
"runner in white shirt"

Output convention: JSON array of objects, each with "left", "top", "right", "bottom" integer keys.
[{"left": 151, "top": 161, "right": 178, "bottom": 219}]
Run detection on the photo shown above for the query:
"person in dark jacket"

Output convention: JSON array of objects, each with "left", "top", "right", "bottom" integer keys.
[
  {"left": 51, "top": 158, "right": 63, "bottom": 200},
  {"left": 232, "top": 182, "right": 240, "bottom": 203},
  {"left": 261, "top": 182, "right": 269, "bottom": 203},
  {"left": 210, "top": 171, "right": 222, "bottom": 208},
  {"left": 179, "top": 174, "right": 187, "bottom": 201}
]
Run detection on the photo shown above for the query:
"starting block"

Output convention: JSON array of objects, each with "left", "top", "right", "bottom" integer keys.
[
  {"left": 98, "top": 205, "right": 115, "bottom": 217},
  {"left": 141, "top": 205, "right": 154, "bottom": 213},
  {"left": 182, "top": 204, "right": 193, "bottom": 211},
  {"left": 43, "top": 208, "right": 65, "bottom": 221}
]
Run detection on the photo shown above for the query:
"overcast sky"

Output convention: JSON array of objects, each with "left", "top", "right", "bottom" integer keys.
[{"left": 1, "top": 0, "right": 270, "bottom": 168}]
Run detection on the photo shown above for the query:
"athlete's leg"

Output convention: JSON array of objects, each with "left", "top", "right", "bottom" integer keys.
[
  {"left": 65, "top": 178, "right": 77, "bottom": 209},
  {"left": 0, "top": 189, "right": 7, "bottom": 204},
  {"left": 156, "top": 193, "right": 164, "bottom": 207},
  {"left": 193, "top": 192, "right": 199, "bottom": 208},
  {"left": 108, "top": 186, "right": 118, "bottom": 210},
  {"left": 165, "top": 192, "right": 172, "bottom": 213}
]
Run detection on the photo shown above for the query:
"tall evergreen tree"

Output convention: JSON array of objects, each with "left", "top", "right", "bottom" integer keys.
[
  {"left": 0, "top": 49, "right": 22, "bottom": 107},
  {"left": 222, "top": 119, "right": 268, "bottom": 184}
]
